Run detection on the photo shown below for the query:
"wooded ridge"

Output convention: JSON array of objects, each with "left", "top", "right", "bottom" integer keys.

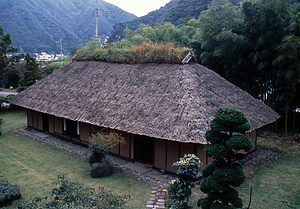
[{"left": 0, "top": 0, "right": 136, "bottom": 53}]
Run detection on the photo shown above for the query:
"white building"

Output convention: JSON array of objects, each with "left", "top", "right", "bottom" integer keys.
[{"left": 35, "top": 52, "right": 65, "bottom": 62}]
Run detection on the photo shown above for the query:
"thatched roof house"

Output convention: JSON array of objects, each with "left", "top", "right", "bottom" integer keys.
[{"left": 11, "top": 61, "right": 279, "bottom": 172}]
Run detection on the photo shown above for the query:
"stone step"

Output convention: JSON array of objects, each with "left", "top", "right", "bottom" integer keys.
[{"left": 145, "top": 187, "right": 167, "bottom": 209}]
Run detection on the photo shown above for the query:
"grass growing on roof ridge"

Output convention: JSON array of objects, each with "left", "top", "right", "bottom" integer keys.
[
  {"left": 0, "top": 110, "right": 152, "bottom": 208},
  {"left": 73, "top": 41, "right": 189, "bottom": 63}
]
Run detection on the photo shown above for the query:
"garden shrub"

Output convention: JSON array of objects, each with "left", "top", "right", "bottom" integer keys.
[
  {"left": 16, "top": 175, "right": 128, "bottom": 209},
  {"left": 87, "top": 128, "right": 125, "bottom": 166},
  {"left": 0, "top": 180, "right": 21, "bottom": 206},
  {"left": 198, "top": 107, "right": 253, "bottom": 209},
  {"left": 88, "top": 144, "right": 108, "bottom": 165},
  {"left": 168, "top": 154, "right": 202, "bottom": 209}
]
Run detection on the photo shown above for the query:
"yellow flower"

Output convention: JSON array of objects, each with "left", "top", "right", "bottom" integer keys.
[{"left": 169, "top": 179, "right": 176, "bottom": 185}]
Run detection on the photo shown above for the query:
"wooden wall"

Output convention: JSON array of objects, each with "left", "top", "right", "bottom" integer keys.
[
  {"left": 26, "top": 109, "right": 258, "bottom": 174},
  {"left": 54, "top": 117, "right": 63, "bottom": 135},
  {"left": 32, "top": 111, "right": 38, "bottom": 128},
  {"left": 27, "top": 109, "right": 41, "bottom": 130},
  {"left": 49, "top": 115, "right": 54, "bottom": 133},
  {"left": 120, "top": 135, "right": 131, "bottom": 159},
  {"left": 79, "top": 122, "right": 90, "bottom": 145},
  {"left": 27, "top": 109, "right": 33, "bottom": 127},
  {"left": 154, "top": 139, "right": 167, "bottom": 171},
  {"left": 165, "top": 141, "right": 180, "bottom": 173}
]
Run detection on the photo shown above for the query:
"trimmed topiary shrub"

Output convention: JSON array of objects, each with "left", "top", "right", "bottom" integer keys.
[
  {"left": 0, "top": 180, "right": 21, "bottom": 207},
  {"left": 198, "top": 107, "right": 253, "bottom": 209}
]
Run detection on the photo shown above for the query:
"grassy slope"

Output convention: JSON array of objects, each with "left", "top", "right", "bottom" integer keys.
[{"left": 0, "top": 111, "right": 152, "bottom": 208}]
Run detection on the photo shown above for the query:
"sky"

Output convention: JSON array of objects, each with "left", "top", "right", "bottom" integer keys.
[{"left": 104, "top": 0, "right": 171, "bottom": 17}]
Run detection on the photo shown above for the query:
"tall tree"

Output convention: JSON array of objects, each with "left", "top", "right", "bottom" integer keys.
[
  {"left": 241, "top": 0, "right": 291, "bottom": 104},
  {"left": 3, "top": 67, "right": 20, "bottom": 89},
  {"left": 273, "top": 35, "right": 300, "bottom": 134},
  {"left": 0, "top": 26, "right": 17, "bottom": 87},
  {"left": 192, "top": 0, "right": 252, "bottom": 92},
  {"left": 3, "top": 54, "right": 25, "bottom": 89},
  {"left": 290, "top": 0, "right": 300, "bottom": 36},
  {"left": 19, "top": 53, "right": 41, "bottom": 88},
  {"left": 192, "top": 0, "right": 294, "bottom": 105}
]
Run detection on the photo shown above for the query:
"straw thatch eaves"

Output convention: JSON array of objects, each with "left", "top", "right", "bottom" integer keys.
[{"left": 11, "top": 61, "right": 280, "bottom": 144}]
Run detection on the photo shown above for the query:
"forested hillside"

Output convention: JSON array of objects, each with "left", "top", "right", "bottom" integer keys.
[
  {"left": 109, "top": 0, "right": 241, "bottom": 41},
  {"left": 0, "top": 0, "right": 136, "bottom": 53}
]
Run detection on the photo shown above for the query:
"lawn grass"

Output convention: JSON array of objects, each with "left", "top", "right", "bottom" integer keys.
[
  {"left": 238, "top": 133, "right": 300, "bottom": 209},
  {"left": 188, "top": 131, "right": 300, "bottom": 209},
  {"left": 238, "top": 154, "right": 299, "bottom": 209},
  {"left": 0, "top": 110, "right": 152, "bottom": 208}
]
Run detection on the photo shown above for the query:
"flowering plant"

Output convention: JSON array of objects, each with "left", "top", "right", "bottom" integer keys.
[
  {"left": 173, "top": 154, "right": 202, "bottom": 179},
  {"left": 167, "top": 154, "right": 202, "bottom": 208}
]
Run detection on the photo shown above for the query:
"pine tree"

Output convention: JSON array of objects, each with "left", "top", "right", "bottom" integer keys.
[{"left": 198, "top": 107, "right": 253, "bottom": 209}]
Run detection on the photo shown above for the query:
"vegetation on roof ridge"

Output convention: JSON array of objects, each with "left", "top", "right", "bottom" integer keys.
[{"left": 72, "top": 41, "right": 190, "bottom": 64}]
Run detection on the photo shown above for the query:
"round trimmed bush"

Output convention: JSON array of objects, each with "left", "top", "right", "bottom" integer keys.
[
  {"left": 216, "top": 188, "right": 239, "bottom": 204},
  {"left": 211, "top": 107, "right": 251, "bottom": 133},
  {"left": 205, "top": 130, "right": 228, "bottom": 144},
  {"left": 202, "top": 164, "right": 216, "bottom": 178},
  {"left": 212, "top": 166, "right": 245, "bottom": 188},
  {"left": 204, "top": 144, "right": 230, "bottom": 158},
  {"left": 199, "top": 179, "right": 211, "bottom": 193},
  {"left": 226, "top": 135, "right": 253, "bottom": 151},
  {"left": 210, "top": 203, "right": 236, "bottom": 209},
  {"left": 197, "top": 198, "right": 212, "bottom": 209},
  {"left": 232, "top": 197, "right": 243, "bottom": 208}
]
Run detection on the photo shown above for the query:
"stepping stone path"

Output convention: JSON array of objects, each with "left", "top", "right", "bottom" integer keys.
[{"left": 146, "top": 187, "right": 167, "bottom": 209}]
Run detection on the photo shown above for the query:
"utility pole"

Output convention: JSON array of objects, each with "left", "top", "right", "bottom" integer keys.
[
  {"left": 93, "top": 8, "right": 99, "bottom": 41},
  {"left": 55, "top": 38, "right": 63, "bottom": 66},
  {"left": 93, "top": 7, "right": 108, "bottom": 42}
]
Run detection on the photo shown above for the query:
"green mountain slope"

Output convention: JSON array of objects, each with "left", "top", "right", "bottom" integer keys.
[
  {"left": 0, "top": 0, "right": 136, "bottom": 53},
  {"left": 110, "top": 0, "right": 241, "bottom": 41}
]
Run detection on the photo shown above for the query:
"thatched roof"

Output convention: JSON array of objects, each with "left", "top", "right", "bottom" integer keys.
[{"left": 11, "top": 61, "right": 280, "bottom": 144}]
